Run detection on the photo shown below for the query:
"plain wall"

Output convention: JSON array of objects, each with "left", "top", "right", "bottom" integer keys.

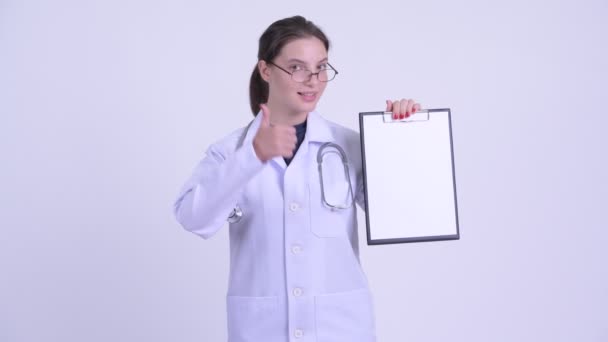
[{"left": 1, "top": 0, "right": 607, "bottom": 341}]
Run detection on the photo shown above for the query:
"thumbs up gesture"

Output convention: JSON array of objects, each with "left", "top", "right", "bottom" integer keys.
[{"left": 253, "top": 104, "right": 297, "bottom": 162}]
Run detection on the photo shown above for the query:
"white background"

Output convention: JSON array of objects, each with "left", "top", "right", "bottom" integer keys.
[{"left": 1, "top": 0, "right": 607, "bottom": 341}]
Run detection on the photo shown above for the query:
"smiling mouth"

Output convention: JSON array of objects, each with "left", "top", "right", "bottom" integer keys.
[{"left": 297, "top": 92, "right": 317, "bottom": 103}]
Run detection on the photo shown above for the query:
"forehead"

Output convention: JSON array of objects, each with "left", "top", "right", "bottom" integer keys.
[{"left": 276, "top": 37, "right": 328, "bottom": 63}]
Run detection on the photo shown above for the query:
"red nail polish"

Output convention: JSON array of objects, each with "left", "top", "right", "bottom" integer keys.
[
  {"left": 393, "top": 114, "right": 398, "bottom": 120},
  {"left": 399, "top": 114, "right": 405, "bottom": 119}
]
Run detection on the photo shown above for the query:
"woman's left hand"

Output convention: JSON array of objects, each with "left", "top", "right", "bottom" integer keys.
[{"left": 385, "top": 98, "right": 421, "bottom": 120}]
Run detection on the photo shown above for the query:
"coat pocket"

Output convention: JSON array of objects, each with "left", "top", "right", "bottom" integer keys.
[
  {"left": 314, "top": 289, "right": 376, "bottom": 342},
  {"left": 226, "top": 295, "right": 280, "bottom": 342}
]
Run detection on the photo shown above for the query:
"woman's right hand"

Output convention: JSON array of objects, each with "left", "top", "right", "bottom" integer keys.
[{"left": 253, "top": 104, "right": 297, "bottom": 162}]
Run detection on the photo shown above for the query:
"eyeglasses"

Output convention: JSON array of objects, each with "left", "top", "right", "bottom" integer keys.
[{"left": 267, "top": 61, "right": 338, "bottom": 83}]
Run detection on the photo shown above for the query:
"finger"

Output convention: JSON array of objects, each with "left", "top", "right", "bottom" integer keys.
[
  {"left": 385, "top": 100, "right": 392, "bottom": 113},
  {"left": 412, "top": 103, "right": 421, "bottom": 114},
  {"left": 286, "top": 126, "right": 296, "bottom": 137},
  {"left": 276, "top": 126, "right": 296, "bottom": 144},
  {"left": 260, "top": 104, "right": 271, "bottom": 127},
  {"left": 290, "top": 135, "right": 298, "bottom": 150},
  {"left": 278, "top": 126, "right": 296, "bottom": 141},
  {"left": 399, "top": 99, "right": 409, "bottom": 118},
  {"left": 392, "top": 100, "right": 401, "bottom": 120},
  {"left": 288, "top": 133, "right": 297, "bottom": 146},
  {"left": 405, "top": 99, "right": 415, "bottom": 117},
  {"left": 279, "top": 133, "right": 297, "bottom": 149},
  {"left": 282, "top": 146, "right": 294, "bottom": 158},
  {"left": 396, "top": 99, "right": 406, "bottom": 119}
]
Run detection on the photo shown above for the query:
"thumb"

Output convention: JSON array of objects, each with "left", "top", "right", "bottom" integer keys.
[
  {"left": 385, "top": 100, "right": 392, "bottom": 112},
  {"left": 260, "top": 104, "right": 271, "bottom": 127}
]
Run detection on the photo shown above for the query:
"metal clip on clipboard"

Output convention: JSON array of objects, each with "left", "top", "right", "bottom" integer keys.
[{"left": 382, "top": 109, "right": 430, "bottom": 123}]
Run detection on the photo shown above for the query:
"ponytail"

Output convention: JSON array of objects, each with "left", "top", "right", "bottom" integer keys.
[{"left": 249, "top": 64, "right": 268, "bottom": 115}]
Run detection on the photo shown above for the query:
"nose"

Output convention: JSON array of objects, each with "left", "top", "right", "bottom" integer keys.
[{"left": 304, "top": 72, "right": 321, "bottom": 86}]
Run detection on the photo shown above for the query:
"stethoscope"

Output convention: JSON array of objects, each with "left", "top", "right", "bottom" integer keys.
[
  {"left": 317, "top": 142, "right": 354, "bottom": 210},
  {"left": 227, "top": 142, "right": 354, "bottom": 223}
]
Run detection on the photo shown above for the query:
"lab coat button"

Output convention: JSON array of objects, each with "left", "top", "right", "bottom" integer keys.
[
  {"left": 291, "top": 245, "right": 302, "bottom": 254},
  {"left": 294, "top": 329, "right": 303, "bottom": 338},
  {"left": 289, "top": 202, "right": 300, "bottom": 212},
  {"left": 293, "top": 287, "right": 303, "bottom": 297}
]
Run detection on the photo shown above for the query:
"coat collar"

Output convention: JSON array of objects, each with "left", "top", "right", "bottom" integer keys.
[{"left": 305, "top": 110, "right": 335, "bottom": 143}]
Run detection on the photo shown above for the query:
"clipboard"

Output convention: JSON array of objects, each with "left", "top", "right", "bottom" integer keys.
[{"left": 359, "top": 108, "right": 460, "bottom": 245}]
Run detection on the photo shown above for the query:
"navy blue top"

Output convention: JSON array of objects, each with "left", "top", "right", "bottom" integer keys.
[{"left": 284, "top": 119, "right": 307, "bottom": 166}]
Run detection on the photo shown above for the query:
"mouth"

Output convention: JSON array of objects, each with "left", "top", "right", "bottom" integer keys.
[{"left": 297, "top": 91, "right": 317, "bottom": 102}]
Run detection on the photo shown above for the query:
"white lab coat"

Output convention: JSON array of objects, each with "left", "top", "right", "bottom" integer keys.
[{"left": 174, "top": 111, "right": 376, "bottom": 342}]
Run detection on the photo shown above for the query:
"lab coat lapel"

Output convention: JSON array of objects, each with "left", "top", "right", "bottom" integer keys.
[{"left": 306, "top": 111, "right": 335, "bottom": 144}]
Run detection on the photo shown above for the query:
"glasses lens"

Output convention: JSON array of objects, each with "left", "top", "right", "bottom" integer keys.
[
  {"left": 291, "top": 69, "right": 337, "bottom": 82},
  {"left": 292, "top": 70, "right": 311, "bottom": 82},
  {"left": 319, "top": 69, "right": 336, "bottom": 82},
  {"left": 291, "top": 70, "right": 311, "bottom": 82}
]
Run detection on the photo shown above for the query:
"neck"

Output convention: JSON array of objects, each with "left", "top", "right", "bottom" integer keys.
[{"left": 266, "top": 100, "right": 308, "bottom": 126}]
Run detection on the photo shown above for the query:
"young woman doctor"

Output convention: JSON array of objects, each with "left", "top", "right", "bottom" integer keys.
[{"left": 174, "top": 16, "right": 420, "bottom": 342}]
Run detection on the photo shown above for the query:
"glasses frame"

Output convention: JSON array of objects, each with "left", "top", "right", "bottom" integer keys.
[{"left": 266, "top": 60, "right": 339, "bottom": 83}]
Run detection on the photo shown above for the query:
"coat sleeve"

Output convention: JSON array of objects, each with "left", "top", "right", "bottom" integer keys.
[{"left": 173, "top": 137, "right": 265, "bottom": 239}]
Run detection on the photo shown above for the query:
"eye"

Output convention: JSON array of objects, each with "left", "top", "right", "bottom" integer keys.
[
  {"left": 289, "top": 64, "right": 305, "bottom": 72},
  {"left": 318, "top": 64, "right": 329, "bottom": 70}
]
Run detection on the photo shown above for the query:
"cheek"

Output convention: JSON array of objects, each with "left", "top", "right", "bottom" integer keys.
[
  {"left": 274, "top": 77, "right": 297, "bottom": 93},
  {"left": 314, "top": 84, "right": 328, "bottom": 99},
  {"left": 269, "top": 81, "right": 292, "bottom": 102},
  {"left": 319, "top": 83, "right": 328, "bottom": 94}
]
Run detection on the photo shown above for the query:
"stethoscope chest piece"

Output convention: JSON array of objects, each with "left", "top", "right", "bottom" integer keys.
[{"left": 227, "top": 205, "right": 243, "bottom": 223}]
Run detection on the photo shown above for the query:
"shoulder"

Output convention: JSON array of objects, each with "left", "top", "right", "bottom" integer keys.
[
  {"left": 326, "top": 120, "right": 360, "bottom": 145},
  {"left": 207, "top": 122, "right": 252, "bottom": 156}
]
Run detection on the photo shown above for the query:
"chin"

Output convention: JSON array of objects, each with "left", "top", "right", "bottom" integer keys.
[
  {"left": 285, "top": 96, "right": 320, "bottom": 116},
  {"left": 298, "top": 102, "right": 318, "bottom": 114}
]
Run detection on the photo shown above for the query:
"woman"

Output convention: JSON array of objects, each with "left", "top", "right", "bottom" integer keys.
[{"left": 174, "top": 15, "right": 420, "bottom": 342}]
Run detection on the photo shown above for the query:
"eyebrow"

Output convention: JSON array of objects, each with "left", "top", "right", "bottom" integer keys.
[{"left": 286, "top": 57, "right": 329, "bottom": 64}]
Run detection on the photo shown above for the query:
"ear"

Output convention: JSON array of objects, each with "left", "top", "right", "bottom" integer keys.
[{"left": 258, "top": 60, "right": 271, "bottom": 82}]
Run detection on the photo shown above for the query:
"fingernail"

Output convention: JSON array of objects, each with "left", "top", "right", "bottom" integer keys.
[
  {"left": 393, "top": 114, "right": 398, "bottom": 120},
  {"left": 399, "top": 114, "right": 405, "bottom": 119}
]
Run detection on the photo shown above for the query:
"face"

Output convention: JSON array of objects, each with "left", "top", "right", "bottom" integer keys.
[{"left": 259, "top": 37, "right": 329, "bottom": 122}]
